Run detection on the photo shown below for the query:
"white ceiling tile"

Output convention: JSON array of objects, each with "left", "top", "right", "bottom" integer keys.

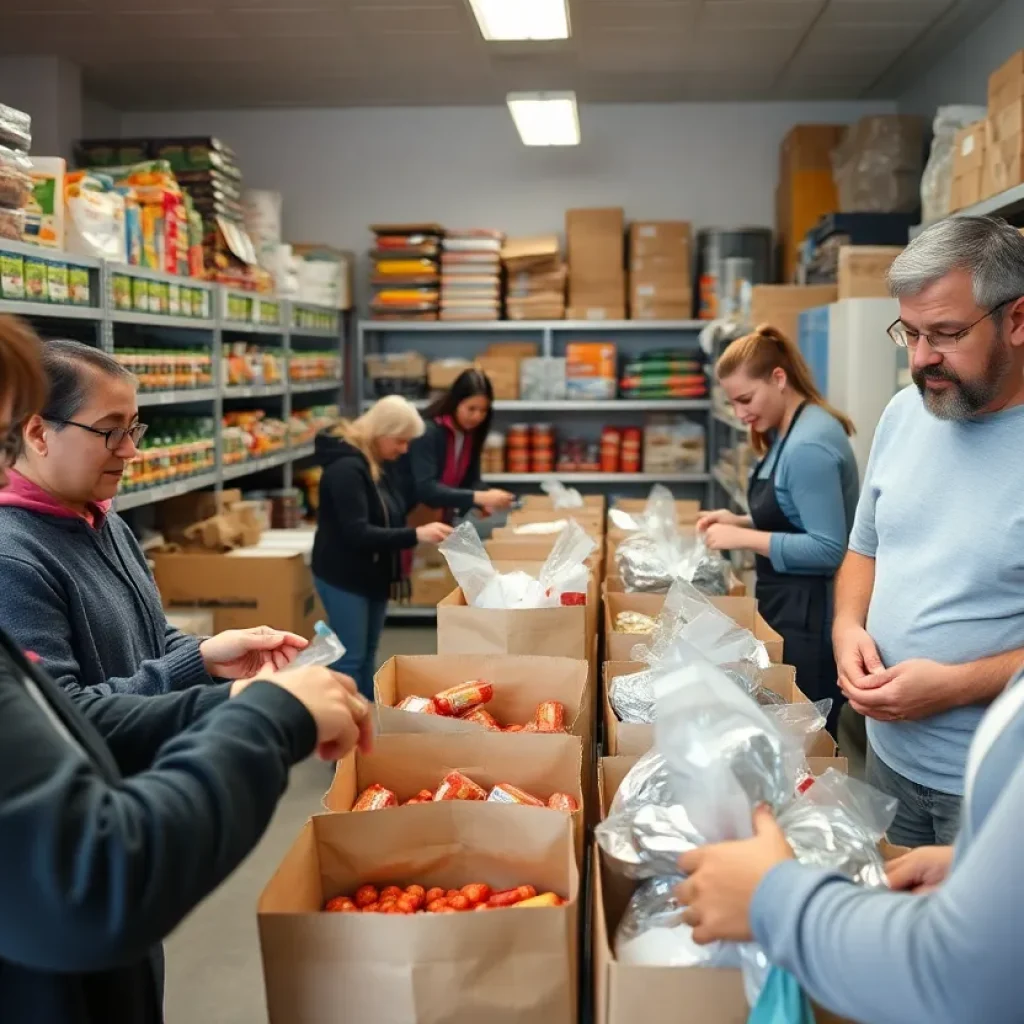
[
  {"left": 817, "top": 0, "right": 954, "bottom": 27},
  {"left": 579, "top": 0, "right": 697, "bottom": 32},
  {"left": 699, "top": 0, "right": 824, "bottom": 31}
]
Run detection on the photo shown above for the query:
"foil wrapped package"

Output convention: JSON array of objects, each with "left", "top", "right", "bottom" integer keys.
[
  {"left": 614, "top": 876, "right": 741, "bottom": 968},
  {"left": 779, "top": 769, "right": 897, "bottom": 888},
  {"left": 595, "top": 750, "right": 706, "bottom": 878},
  {"left": 615, "top": 610, "right": 659, "bottom": 634}
]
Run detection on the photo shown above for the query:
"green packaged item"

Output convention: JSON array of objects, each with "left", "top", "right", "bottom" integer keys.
[
  {"left": 69, "top": 267, "right": 90, "bottom": 305},
  {"left": 1, "top": 253, "right": 24, "bottom": 300},
  {"left": 113, "top": 273, "right": 132, "bottom": 310},
  {"left": 46, "top": 262, "right": 69, "bottom": 305},
  {"left": 132, "top": 277, "right": 148, "bottom": 312},
  {"left": 168, "top": 282, "right": 181, "bottom": 316},
  {"left": 25, "top": 257, "right": 47, "bottom": 302}
]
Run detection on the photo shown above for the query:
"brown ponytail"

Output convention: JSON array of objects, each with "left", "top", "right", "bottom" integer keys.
[{"left": 715, "top": 322, "right": 855, "bottom": 455}]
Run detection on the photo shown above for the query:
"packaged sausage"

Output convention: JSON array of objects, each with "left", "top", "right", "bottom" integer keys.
[
  {"left": 546, "top": 792, "right": 580, "bottom": 813},
  {"left": 434, "top": 680, "right": 494, "bottom": 716},
  {"left": 433, "top": 770, "right": 487, "bottom": 802},
  {"left": 459, "top": 707, "right": 501, "bottom": 731},
  {"left": 396, "top": 695, "right": 439, "bottom": 715},
  {"left": 352, "top": 784, "right": 398, "bottom": 812},
  {"left": 535, "top": 700, "right": 566, "bottom": 732},
  {"left": 486, "top": 783, "right": 545, "bottom": 807}
]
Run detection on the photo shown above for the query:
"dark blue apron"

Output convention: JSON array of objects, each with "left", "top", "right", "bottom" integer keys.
[{"left": 748, "top": 402, "right": 843, "bottom": 734}]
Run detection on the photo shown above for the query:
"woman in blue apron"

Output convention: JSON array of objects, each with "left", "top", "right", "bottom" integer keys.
[{"left": 698, "top": 323, "right": 860, "bottom": 732}]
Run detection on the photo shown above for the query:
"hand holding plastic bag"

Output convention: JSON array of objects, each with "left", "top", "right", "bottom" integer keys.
[{"left": 290, "top": 620, "right": 346, "bottom": 668}]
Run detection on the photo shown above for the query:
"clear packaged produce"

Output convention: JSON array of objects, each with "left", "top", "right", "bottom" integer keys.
[
  {"left": 0, "top": 206, "right": 25, "bottom": 241},
  {"left": 290, "top": 620, "right": 346, "bottom": 669},
  {"left": 0, "top": 103, "right": 31, "bottom": 152},
  {"left": 0, "top": 145, "right": 32, "bottom": 209}
]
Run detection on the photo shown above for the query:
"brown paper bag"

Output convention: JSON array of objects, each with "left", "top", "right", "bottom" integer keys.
[
  {"left": 324, "top": 731, "right": 585, "bottom": 862},
  {"left": 259, "top": 803, "right": 579, "bottom": 1024},
  {"left": 438, "top": 587, "right": 589, "bottom": 659}
]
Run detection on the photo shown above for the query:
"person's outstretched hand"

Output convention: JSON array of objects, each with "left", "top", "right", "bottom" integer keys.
[
  {"left": 886, "top": 845, "right": 954, "bottom": 894},
  {"left": 234, "top": 665, "right": 374, "bottom": 761},
  {"left": 416, "top": 522, "right": 453, "bottom": 545},
  {"left": 200, "top": 626, "right": 308, "bottom": 679}
]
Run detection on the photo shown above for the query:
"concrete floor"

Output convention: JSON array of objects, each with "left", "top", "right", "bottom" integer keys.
[{"left": 164, "top": 622, "right": 436, "bottom": 1024}]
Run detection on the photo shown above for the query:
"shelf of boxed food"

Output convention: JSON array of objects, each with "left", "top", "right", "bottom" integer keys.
[
  {"left": 712, "top": 466, "right": 749, "bottom": 512},
  {"left": 290, "top": 378, "right": 343, "bottom": 394},
  {"left": 219, "top": 289, "right": 284, "bottom": 333},
  {"left": 116, "top": 470, "right": 220, "bottom": 511},
  {"left": 0, "top": 239, "right": 101, "bottom": 312},
  {"left": 359, "top": 318, "right": 705, "bottom": 332},
  {"left": 223, "top": 383, "right": 287, "bottom": 400},
  {"left": 109, "top": 264, "right": 215, "bottom": 322},
  {"left": 290, "top": 302, "right": 342, "bottom": 337},
  {"left": 485, "top": 472, "right": 710, "bottom": 484},
  {"left": 362, "top": 398, "right": 709, "bottom": 413},
  {"left": 221, "top": 447, "right": 296, "bottom": 481},
  {"left": 137, "top": 386, "right": 218, "bottom": 407},
  {"left": 0, "top": 299, "right": 104, "bottom": 321}
]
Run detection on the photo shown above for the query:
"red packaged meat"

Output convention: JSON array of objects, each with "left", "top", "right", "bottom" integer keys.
[
  {"left": 434, "top": 680, "right": 494, "bottom": 716},
  {"left": 560, "top": 591, "right": 586, "bottom": 606},
  {"left": 396, "top": 695, "right": 439, "bottom": 714},
  {"left": 546, "top": 792, "right": 579, "bottom": 812},
  {"left": 535, "top": 701, "right": 566, "bottom": 732},
  {"left": 460, "top": 708, "right": 501, "bottom": 731},
  {"left": 486, "top": 783, "right": 545, "bottom": 807},
  {"left": 433, "top": 770, "right": 487, "bottom": 802},
  {"left": 352, "top": 784, "right": 398, "bottom": 811}
]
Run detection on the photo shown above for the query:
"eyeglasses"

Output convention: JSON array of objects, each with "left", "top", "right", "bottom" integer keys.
[
  {"left": 887, "top": 298, "right": 1017, "bottom": 353},
  {"left": 47, "top": 418, "right": 148, "bottom": 451}
]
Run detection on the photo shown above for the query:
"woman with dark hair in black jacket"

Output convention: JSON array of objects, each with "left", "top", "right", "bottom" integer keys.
[
  {"left": 406, "top": 368, "right": 514, "bottom": 521},
  {"left": 0, "top": 315, "right": 372, "bottom": 1024}
]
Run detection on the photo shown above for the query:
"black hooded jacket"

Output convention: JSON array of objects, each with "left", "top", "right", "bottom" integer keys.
[{"left": 311, "top": 432, "right": 418, "bottom": 601}]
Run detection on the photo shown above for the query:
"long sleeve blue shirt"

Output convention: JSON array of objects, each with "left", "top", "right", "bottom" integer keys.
[
  {"left": 751, "top": 670, "right": 1024, "bottom": 1024},
  {"left": 751, "top": 403, "right": 860, "bottom": 576}
]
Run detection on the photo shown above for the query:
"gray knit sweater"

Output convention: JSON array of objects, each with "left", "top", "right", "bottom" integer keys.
[{"left": 0, "top": 506, "right": 213, "bottom": 696}]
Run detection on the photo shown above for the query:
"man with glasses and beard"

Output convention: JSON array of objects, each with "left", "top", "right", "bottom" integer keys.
[{"left": 832, "top": 215, "right": 1024, "bottom": 847}]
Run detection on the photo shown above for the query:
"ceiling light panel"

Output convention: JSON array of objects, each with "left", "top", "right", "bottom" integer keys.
[
  {"left": 468, "top": 0, "right": 570, "bottom": 41},
  {"left": 507, "top": 91, "right": 580, "bottom": 146}
]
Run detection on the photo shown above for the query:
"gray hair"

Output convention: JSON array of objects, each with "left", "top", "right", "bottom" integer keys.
[
  {"left": 888, "top": 215, "right": 1024, "bottom": 309},
  {"left": 39, "top": 339, "right": 136, "bottom": 427}
]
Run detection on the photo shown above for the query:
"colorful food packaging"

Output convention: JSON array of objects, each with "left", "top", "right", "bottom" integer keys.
[
  {"left": 546, "top": 792, "right": 580, "bottom": 813},
  {"left": 433, "top": 771, "right": 487, "bottom": 802},
  {"left": 535, "top": 701, "right": 566, "bottom": 732},
  {"left": 487, "top": 885, "right": 537, "bottom": 907},
  {"left": 352, "top": 784, "right": 398, "bottom": 812},
  {"left": 434, "top": 680, "right": 494, "bottom": 717},
  {"left": 559, "top": 591, "right": 587, "bottom": 606},
  {"left": 459, "top": 708, "right": 501, "bottom": 731},
  {"left": 395, "top": 695, "right": 439, "bottom": 714},
  {"left": 487, "top": 783, "right": 545, "bottom": 807}
]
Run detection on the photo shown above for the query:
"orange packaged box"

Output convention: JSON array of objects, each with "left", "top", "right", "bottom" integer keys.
[{"left": 565, "top": 341, "right": 616, "bottom": 379}]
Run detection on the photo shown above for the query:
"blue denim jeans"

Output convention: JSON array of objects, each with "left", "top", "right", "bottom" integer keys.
[
  {"left": 867, "top": 744, "right": 962, "bottom": 848},
  {"left": 313, "top": 578, "right": 388, "bottom": 701}
]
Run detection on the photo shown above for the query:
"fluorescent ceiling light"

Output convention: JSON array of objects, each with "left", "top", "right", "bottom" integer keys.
[
  {"left": 507, "top": 92, "right": 580, "bottom": 147},
  {"left": 468, "top": 0, "right": 570, "bottom": 41}
]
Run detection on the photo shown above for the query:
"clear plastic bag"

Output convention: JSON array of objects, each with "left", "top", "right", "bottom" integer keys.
[
  {"left": 290, "top": 620, "right": 346, "bottom": 668},
  {"left": 832, "top": 114, "right": 926, "bottom": 214},
  {"left": 540, "top": 479, "right": 583, "bottom": 509},
  {"left": 614, "top": 877, "right": 740, "bottom": 968},
  {"left": 537, "top": 518, "right": 595, "bottom": 601},
  {"left": 920, "top": 105, "right": 986, "bottom": 222},
  {"left": 438, "top": 522, "right": 499, "bottom": 605},
  {"left": 748, "top": 966, "right": 816, "bottom": 1024},
  {"left": 0, "top": 103, "right": 31, "bottom": 153}
]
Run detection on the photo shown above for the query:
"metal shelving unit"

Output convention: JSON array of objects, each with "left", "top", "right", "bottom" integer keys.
[
  {"left": 358, "top": 317, "right": 713, "bottom": 503},
  {"left": 0, "top": 239, "right": 347, "bottom": 513},
  {"left": 712, "top": 467, "right": 748, "bottom": 514},
  {"left": 910, "top": 179, "right": 1024, "bottom": 239}
]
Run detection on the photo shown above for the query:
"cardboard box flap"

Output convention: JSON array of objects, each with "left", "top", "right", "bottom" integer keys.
[{"left": 374, "top": 653, "right": 590, "bottom": 736}]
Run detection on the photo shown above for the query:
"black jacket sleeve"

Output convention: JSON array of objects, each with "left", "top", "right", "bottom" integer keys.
[
  {"left": 71, "top": 682, "right": 232, "bottom": 777},
  {"left": 408, "top": 423, "right": 477, "bottom": 513},
  {"left": 325, "top": 460, "right": 417, "bottom": 550},
  {"left": 0, "top": 658, "right": 316, "bottom": 973}
]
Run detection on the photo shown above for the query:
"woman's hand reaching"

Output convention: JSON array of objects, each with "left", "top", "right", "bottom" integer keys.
[{"left": 416, "top": 522, "right": 454, "bottom": 545}]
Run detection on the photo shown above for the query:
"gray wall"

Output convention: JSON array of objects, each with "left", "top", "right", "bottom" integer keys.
[
  {"left": 0, "top": 56, "right": 80, "bottom": 159},
  {"left": 120, "top": 101, "right": 893, "bottom": 258},
  {"left": 899, "top": 0, "right": 1024, "bottom": 117}
]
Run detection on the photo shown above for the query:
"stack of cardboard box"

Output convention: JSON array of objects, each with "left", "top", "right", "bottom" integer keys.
[
  {"left": 985, "top": 51, "right": 1024, "bottom": 198},
  {"left": 951, "top": 120, "right": 987, "bottom": 211},
  {"left": 502, "top": 235, "right": 567, "bottom": 320},
  {"left": 627, "top": 221, "right": 692, "bottom": 320},
  {"left": 566, "top": 208, "right": 626, "bottom": 321},
  {"left": 775, "top": 125, "right": 844, "bottom": 284},
  {"left": 750, "top": 283, "right": 838, "bottom": 344},
  {"left": 475, "top": 340, "right": 540, "bottom": 400}
]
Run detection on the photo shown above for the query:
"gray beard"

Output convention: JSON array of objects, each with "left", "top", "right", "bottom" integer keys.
[{"left": 913, "top": 338, "right": 1012, "bottom": 421}]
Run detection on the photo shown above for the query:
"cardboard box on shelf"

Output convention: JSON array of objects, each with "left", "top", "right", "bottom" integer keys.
[
  {"left": 836, "top": 246, "right": 903, "bottom": 300},
  {"left": 601, "top": 661, "right": 835, "bottom": 757},
  {"left": 259, "top": 804, "right": 579, "bottom": 1024},
  {"left": 522, "top": 492, "right": 606, "bottom": 512},
  {"left": 152, "top": 545, "right": 322, "bottom": 636},
  {"left": 629, "top": 274, "right": 692, "bottom": 307},
  {"left": 950, "top": 168, "right": 986, "bottom": 211},
  {"left": 485, "top": 341, "right": 541, "bottom": 359},
  {"left": 988, "top": 49, "right": 1024, "bottom": 111},
  {"left": 325, "top": 731, "right": 585, "bottom": 862},
  {"left": 983, "top": 132, "right": 1024, "bottom": 196},
  {"left": 952, "top": 119, "right": 987, "bottom": 175},
  {"left": 437, "top": 588, "right": 589, "bottom": 659},
  {"left": 427, "top": 358, "right": 473, "bottom": 391},
  {"left": 604, "top": 591, "right": 783, "bottom": 663},
  {"left": 566, "top": 303, "right": 627, "bottom": 322},
  {"left": 567, "top": 208, "right": 625, "bottom": 266},
  {"left": 750, "top": 284, "right": 837, "bottom": 344},
  {"left": 628, "top": 221, "right": 691, "bottom": 261},
  {"left": 630, "top": 301, "right": 694, "bottom": 321},
  {"left": 157, "top": 487, "right": 242, "bottom": 542},
  {"left": 475, "top": 355, "right": 520, "bottom": 400}
]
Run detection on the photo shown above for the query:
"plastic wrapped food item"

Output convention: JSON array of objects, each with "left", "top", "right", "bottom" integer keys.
[
  {"left": 540, "top": 479, "right": 584, "bottom": 508},
  {"left": 594, "top": 750, "right": 706, "bottom": 878},
  {"left": 832, "top": 114, "right": 927, "bottom": 214},
  {"left": 920, "top": 105, "right": 985, "bottom": 222},
  {"left": 434, "top": 680, "right": 493, "bottom": 716},
  {"left": 0, "top": 146, "right": 32, "bottom": 209},
  {"left": 460, "top": 707, "right": 501, "bottom": 731},
  {"left": 547, "top": 792, "right": 579, "bottom": 812},
  {"left": 396, "top": 695, "right": 439, "bottom": 714},
  {"left": 778, "top": 769, "right": 897, "bottom": 888},
  {"left": 0, "top": 206, "right": 24, "bottom": 241},
  {"left": 290, "top": 620, "right": 346, "bottom": 668},
  {"left": 535, "top": 700, "right": 566, "bottom": 732},
  {"left": 615, "top": 877, "right": 740, "bottom": 968},
  {"left": 0, "top": 103, "right": 31, "bottom": 152},
  {"left": 433, "top": 770, "right": 487, "bottom": 801},
  {"left": 615, "top": 610, "right": 658, "bottom": 634},
  {"left": 487, "top": 783, "right": 545, "bottom": 807},
  {"left": 352, "top": 784, "right": 398, "bottom": 811}
]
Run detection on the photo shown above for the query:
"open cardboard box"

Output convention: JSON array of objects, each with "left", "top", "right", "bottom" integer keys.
[
  {"left": 592, "top": 757, "right": 868, "bottom": 1024},
  {"left": 438, "top": 586, "right": 589, "bottom": 659},
  {"left": 506, "top": 508, "right": 606, "bottom": 531},
  {"left": 601, "top": 661, "right": 837, "bottom": 757},
  {"left": 324, "top": 731, "right": 586, "bottom": 863},
  {"left": 522, "top": 493, "right": 606, "bottom": 512},
  {"left": 259, "top": 804, "right": 579, "bottom": 1024},
  {"left": 603, "top": 591, "right": 783, "bottom": 663}
]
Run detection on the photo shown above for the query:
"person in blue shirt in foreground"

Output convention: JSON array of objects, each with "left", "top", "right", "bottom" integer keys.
[{"left": 698, "top": 324, "right": 860, "bottom": 733}]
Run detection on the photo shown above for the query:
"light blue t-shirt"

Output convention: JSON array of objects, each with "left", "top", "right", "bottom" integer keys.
[
  {"left": 849, "top": 385, "right": 1024, "bottom": 795},
  {"left": 753, "top": 403, "right": 860, "bottom": 576}
]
